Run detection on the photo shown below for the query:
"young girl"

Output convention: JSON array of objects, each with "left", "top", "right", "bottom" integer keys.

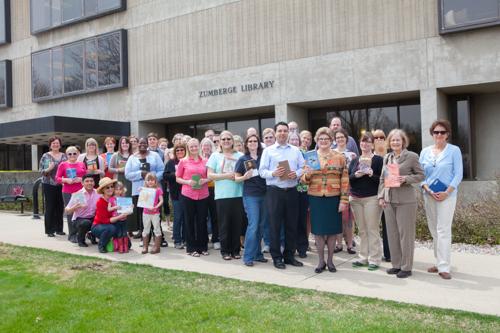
[
  {"left": 108, "top": 181, "right": 130, "bottom": 253},
  {"left": 141, "top": 173, "right": 164, "bottom": 254}
]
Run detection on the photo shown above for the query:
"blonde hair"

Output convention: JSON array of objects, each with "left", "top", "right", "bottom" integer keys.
[
  {"left": 314, "top": 127, "right": 333, "bottom": 143},
  {"left": 200, "top": 137, "right": 215, "bottom": 158},
  {"left": 184, "top": 138, "right": 201, "bottom": 160},
  {"left": 85, "top": 137, "right": 99, "bottom": 153},
  {"left": 219, "top": 130, "right": 236, "bottom": 153},
  {"left": 262, "top": 128, "right": 275, "bottom": 137},
  {"left": 386, "top": 129, "right": 409, "bottom": 150},
  {"left": 144, "top": 173, "right": 158, "bottom": 188},
  {"left": 115, "top": 181, "right": 127, "bottom": 194},
  {"left": 65, "top": 146, "right": 79, "bottom": 155}
]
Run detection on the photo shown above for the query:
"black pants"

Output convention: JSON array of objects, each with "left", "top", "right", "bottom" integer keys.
[
  {"left": 296, "top": 191, "right": 309, "bottom": 255},
  {"left": 74, "top": 217, "right": 93, "bottom": 244},
  {"left": 216, "top": 198, "right": 244, "bottom": 256},
  {"left": 181, "top": 195, "right": 208, "bottom": 253},
  {"left": 381, "top": 212, "right": 391, "bottom": 260},
  {"left": 207, "top": 187, "right": 219, "bottom": 243},
  {"left": 42, "top": 183, "right": 64, "bottom": 234},
  {"left": 62, "top": 192, "right": 76, "bottom": 241},
  {"left": 266, "top": 186, "right": 299, "bottom": 261},
  {"left": 132, "top": 195, "right": 144, "bottom": 232}
]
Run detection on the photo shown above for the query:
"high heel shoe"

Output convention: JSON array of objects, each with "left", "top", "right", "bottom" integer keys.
[
  {"left": 327, "top": 263, "right": 337, "bottom": 273},
  {"left": 314, "top": 263, "right": 326, "bottom": 274}
]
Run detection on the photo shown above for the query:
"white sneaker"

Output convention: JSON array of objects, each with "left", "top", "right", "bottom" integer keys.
[
  {"left": 262, "top": 245, "right": 270, "bottom": 253},
  {"left": 140, "top": 241, "right": 143, "bottom": 247},
  {"left": 213, "top": 242, "right": 221, "bottom": 250}
]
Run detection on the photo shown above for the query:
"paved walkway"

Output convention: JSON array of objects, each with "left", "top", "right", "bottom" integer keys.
[{"left": 1, "top": 212, "right": 499, "bottom": 316}]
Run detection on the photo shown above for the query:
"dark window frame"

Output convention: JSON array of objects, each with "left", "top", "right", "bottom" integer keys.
[
  {"left": 30, "top": 0, "right": 126, "bottom": 35},
  {"left": 31, "top": 29, "right": 128, "bottom": 103},
  {"left": 438, "top": 0, "right": 500, "bottom": 34},
  {"left": 0, "top": 59, "right": 12, "bottom": 108},
  {"left": 0, "top": 0, "right": 10, "bottom": 45}
]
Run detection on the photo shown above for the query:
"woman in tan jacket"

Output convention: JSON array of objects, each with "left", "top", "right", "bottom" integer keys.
[{"left": 378, "top": 129, "right": 424, "bottom": 279}]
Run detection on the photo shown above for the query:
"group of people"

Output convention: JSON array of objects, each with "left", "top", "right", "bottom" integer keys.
[{"left": 39, "top": 117, "right": 463, "bottom": 280}]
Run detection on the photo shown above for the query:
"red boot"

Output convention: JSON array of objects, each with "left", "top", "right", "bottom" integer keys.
[
  {"left": 118, "top": 237, "right": 125, "bottom": 253},
  {"left": 122, "top": 237, "right": 129, "bottom": 253}
]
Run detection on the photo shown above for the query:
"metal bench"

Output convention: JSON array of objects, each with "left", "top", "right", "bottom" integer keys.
[{"left": 0, "top": 184, "right": 30, "bottom": 214}]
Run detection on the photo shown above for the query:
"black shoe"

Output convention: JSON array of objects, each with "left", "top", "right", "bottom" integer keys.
[
  {"left": 161, "top": 240, "right": 168, "bottom": 247},
  {"left": 55, "top": 231, "right": 66, "bottom": 236},
  {"left": 98, "top": 248, "right": 107, "bottom": 253},
  {"left": 383, "top": 257, "right": 392, "bottom": 263},
  {"left": 255, "top": 258, "right": 268, "bottom": 263},
  {"left": 47, "top": 233, "right": 55, "bottom": 237},
  {"left": 78, "top": 242, "right": 88, "bottom": 247},
  {"left": 284, "top": 258, "right": 304, "bottom": 267},
  {"left": 244, "top": 261, "right": 254, "bottom": 267},
  {"left": 298, "top": 252, "right": 307, "bottom": 258},
  {"left": 69, "top": 236, "right": 78, "bottom": 243},
  {"left": 327, "top": 264, "right": 337, "bottom": 273},
  {"left": 387, "top": 268, "right": 401, "bottom": 275},
  {"left": 334, "top": 246, "right": 343, "bottom": 253},
  {"left": 347, "top": 248, "right": 356, "bottom": 255},
  {"left": 86, "top": 232, "right": 97, "bottom": 245},
  {"left": 273, "top": 260, "right": 286, "bottom": 269},
  {"left": 397, "top": 270, "right": 412, "bottom": 278},
  {"left": 315, "top": 263, "right": 326, "bottom": 274}
]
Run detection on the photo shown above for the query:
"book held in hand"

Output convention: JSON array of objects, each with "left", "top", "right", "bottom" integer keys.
[
  {"left": 358, "top": 157, "right": 372, "bottom": 174},
  {"left": 137, "top": 187, "right": 156, "bottom": 209},
  {"left": 278, "top": 160, "right": 291, "bottom": 181},
  {"left": 191, "top": 174, "right": 202, "bottom": 189},
  {"left": 66, "top": 168, "right": 77, "bottom": 179},
  {"left": 244, "top": 159, "right": 259, "bottom": 177},
  {"left": 429, "top": 179, "right": 447, "bottom": 193},
  {"left": 116, "top": 197, "right": 134, "bottom": 214},
  {"left": 70, "top": 191, "right": 86, "bottom": 206},
  {"left": 222, "top": 157, "right": 236, "bottom": 173},
  {"left": 384, "top": 163, "right": 400, "bottom": 188},
  {"left": 304, "top": 150, "right": 320, "bottom": 171},
  {"left": 140, "top": 162, "right": 150, "bottom": 172},
  {"left": 86, "top": 159, "right": 98, "bottom": 173}
]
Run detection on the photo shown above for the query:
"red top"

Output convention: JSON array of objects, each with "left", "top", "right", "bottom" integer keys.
[
  {"left": 176, "top": 157, "right": 209, "bottom": 200},
  {"left": 143, "top": 187, "right": 163, "bottom": 215},
  {"left": 93, "top": 197, "right": 113, "bottom": 225},
  {"left": 56, "top": 161, "right": 87, "bottom": 193}
]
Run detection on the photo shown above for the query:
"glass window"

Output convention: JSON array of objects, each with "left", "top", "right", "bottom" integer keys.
[
  {"left": 31, "top": 0, "right": 51, "bottom": 33},
  {"left": 98, "top": 0, "right": 122, "bottom": 12},
  {"left": 440, "top": 0, "right": 500, "bottom": 33},
  {"left": 85, "top": 39, "right": 97, "bottom": 89},
  {"left": 0, "top": 0, "right": 7, "bottom": 44},
  {"left": 196, "top": 122, "right": 225, "bottom": 140},
  {"left": 32, "top": 30, "right": 127, "bottom": 101},
  {"left": 399, "top": 104, "right": 422, "bottom": 153},
  {"left": 451, "top": 98, "right": 473, "bottom": 179},
  {"left": 227, "top": 119, "right": 259, "bottom": 139},
  {"left": 368, "top": 106, "right": 398, "bottom": 135},
  {"left": 52, "top": 47, "right": 63, "bottom": 96},
  {"left": 84, "top": 0, "right": 97, "bottom": 16},
  {"left": 98, "top": 33, "right": 121, "bottom": 87},
  {"left": 62, "top": 0, "right": 83, "bottom": 22},
  {"left": 259, "top": 117, "right": 275, "bottom": 135},
  {"left": 330, "top": 109, "right": 367, "bottom": 143},
  {"left": 32, "top": 51, "right": 52, "bottom": 99},
  {"left": 64, "top": 42, "right": 84, "bottom": 93},
  {"left": 0, "top": 61, "right": 5, "bottom": 106},
  {"left": 30, "top": 0, "right": 125, "bottom": 34}
]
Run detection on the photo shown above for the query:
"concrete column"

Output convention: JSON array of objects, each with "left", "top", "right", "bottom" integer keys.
[
  {"left": 130, "top": 121, "right": 140, "bottom": 137},
  {"left": 274, "top": 104, "right": 308, "bottom": 131},
  {"left": 31, "top": 145, "right": 38, "bottom": 171},
  {"left": 420, "top": 88, "right": 448, "bottom": 148}
]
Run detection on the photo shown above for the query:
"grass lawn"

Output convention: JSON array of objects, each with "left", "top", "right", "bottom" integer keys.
[{"left": 0, "top": 243, "right": 498, "bottom": 333}]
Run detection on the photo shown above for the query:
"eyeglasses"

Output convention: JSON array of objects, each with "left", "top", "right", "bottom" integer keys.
[
  {"left": 374, "top": 136, "right": 385, "bottom": 140},
  {"left": 67, "top": 152, "right": 78, "bottom": 156},
  {"left": 175, "top": 149, "right": 185, "bottom": 152},
  {"left": 213, "top": 140, "right": 220, "bottom": 143},
  {"left": 433, "top": 131, "right": 448, "bottom": 135},
  {"left": 247, "top": 140, "right": 258, "bottom": 143},
  {"left": 221, "top": 138, "right": 232, "bottom": 141},
  {"left": 264, "top": 136, "right": 274, "bottom": 140},
  {"left": 361, "top": 140, "right": 373, "bottom": 144},
  {"left": 335, "top": 136, "right": 346, "bottom": 140},
  {"left": 318, "top": 137, "right": 331, "bottom": 141}
]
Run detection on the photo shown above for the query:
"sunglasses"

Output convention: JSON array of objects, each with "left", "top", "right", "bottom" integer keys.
[
  {"left": 433, "top": 131, "right": 447, "bottom": 135},
  {"left": 67, "top": 152, "right": 78, "bottom": 156},
  {"left": 105, "top": 185, "right": 114, "bottom": 190},
  {"left": 374, "top": 136, "right": 385, "bottom": 140}
]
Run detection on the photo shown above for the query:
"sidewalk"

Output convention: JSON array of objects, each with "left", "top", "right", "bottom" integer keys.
[{"left": 0, "top": 212, "right": 499, "bottom": 316}]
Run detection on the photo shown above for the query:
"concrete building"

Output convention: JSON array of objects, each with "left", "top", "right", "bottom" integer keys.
[{"left": 0, "top": 0, "right": 499, "bottom": 192}]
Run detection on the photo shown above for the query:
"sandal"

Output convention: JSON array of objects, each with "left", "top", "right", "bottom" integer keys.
[
  {"left": 201, "top": 251, "right": 209, "bottom": 256},
  {"left": 192, "top": 252, "right": 200, "bottom": 257},
  {"left": 223, "top": 255, "right": 232, "bottom": 260},
  {"left": 232, "top": 254, "right": 241, "bottom": 259}
]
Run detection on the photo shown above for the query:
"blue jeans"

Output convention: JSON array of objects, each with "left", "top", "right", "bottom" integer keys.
[
  {"left": 243, "top": 196, "right": 266, "bottom": 263},
  {"left": 91, "top": 224, "right": 117, "bottom": 250},
  {"left": 115, "top": 221, "right": 127, "bottom": 238},
  {"left": 172, "top": 199, "right": 185, "bottom": 244}
]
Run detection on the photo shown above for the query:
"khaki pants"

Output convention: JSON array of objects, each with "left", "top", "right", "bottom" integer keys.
[
  {"left": 350, "top": 195, "right": 383, "bottom": 265},
  {"left": 142, "top": 213, "right": 162, "bottom": 237},
  {"left": 384, "top": 202, "right": 417, "bottom": 271},
  {"left": 424, "top": 194, "right": 457, "bottom": 273}
]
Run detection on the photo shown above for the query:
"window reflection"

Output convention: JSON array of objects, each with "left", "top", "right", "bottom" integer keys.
[
  {"left": 399, "top": 104, "right": 421, "bottom": 153},
  {"left": 31, "top": 0, "right": 51, "bottom": 33},
  {"left": 451, "top": 99, "right": 473, "bottom": 179},
  {"left": 227, "top": 119, "right": 259, "bottom": 138},
  {"left": 196, "top": 122, "right": 225, "bottom": 139},
  {"left": 443, "top": 0, "right": 498, "bottom": 28},
  {"left": 52, "top": 48, "right": 63, "bottom": 96},
  {"left": 84, "top": 0, "right": 98, "bottom": 16},
  {"left": 98, "top": 33, "right": 121, "bottom": 86},
  {"left": 62, "top": 0, "right": 83, "bottom": 22},
  {"left": 368, "top": 106, "right": 398, "bottom": 135},
  {"left": 85, "top": 40, "right": 97, "bottom": 89},
  {"left": 32, "top": 51, "right": 52, "bottom": 99},
  {"left": 64, "top": 42, "right": 84, "bottom": 93},
  {"left": 99, "top": 0, "right": 122, "bottom": 11},
  {"left": 51, "top": 0, "right": 62, "bottom": 26},
  {"left": 0, "top": 0, "right": 6, "bottom": 44}
]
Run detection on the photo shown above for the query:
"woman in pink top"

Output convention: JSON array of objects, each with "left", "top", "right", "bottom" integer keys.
[
  {"left": 56, "top": 146, "right": 87, "bottom": 243},
  {"left": 176, "top": 138, "right": 210, "bottom": 256}
]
